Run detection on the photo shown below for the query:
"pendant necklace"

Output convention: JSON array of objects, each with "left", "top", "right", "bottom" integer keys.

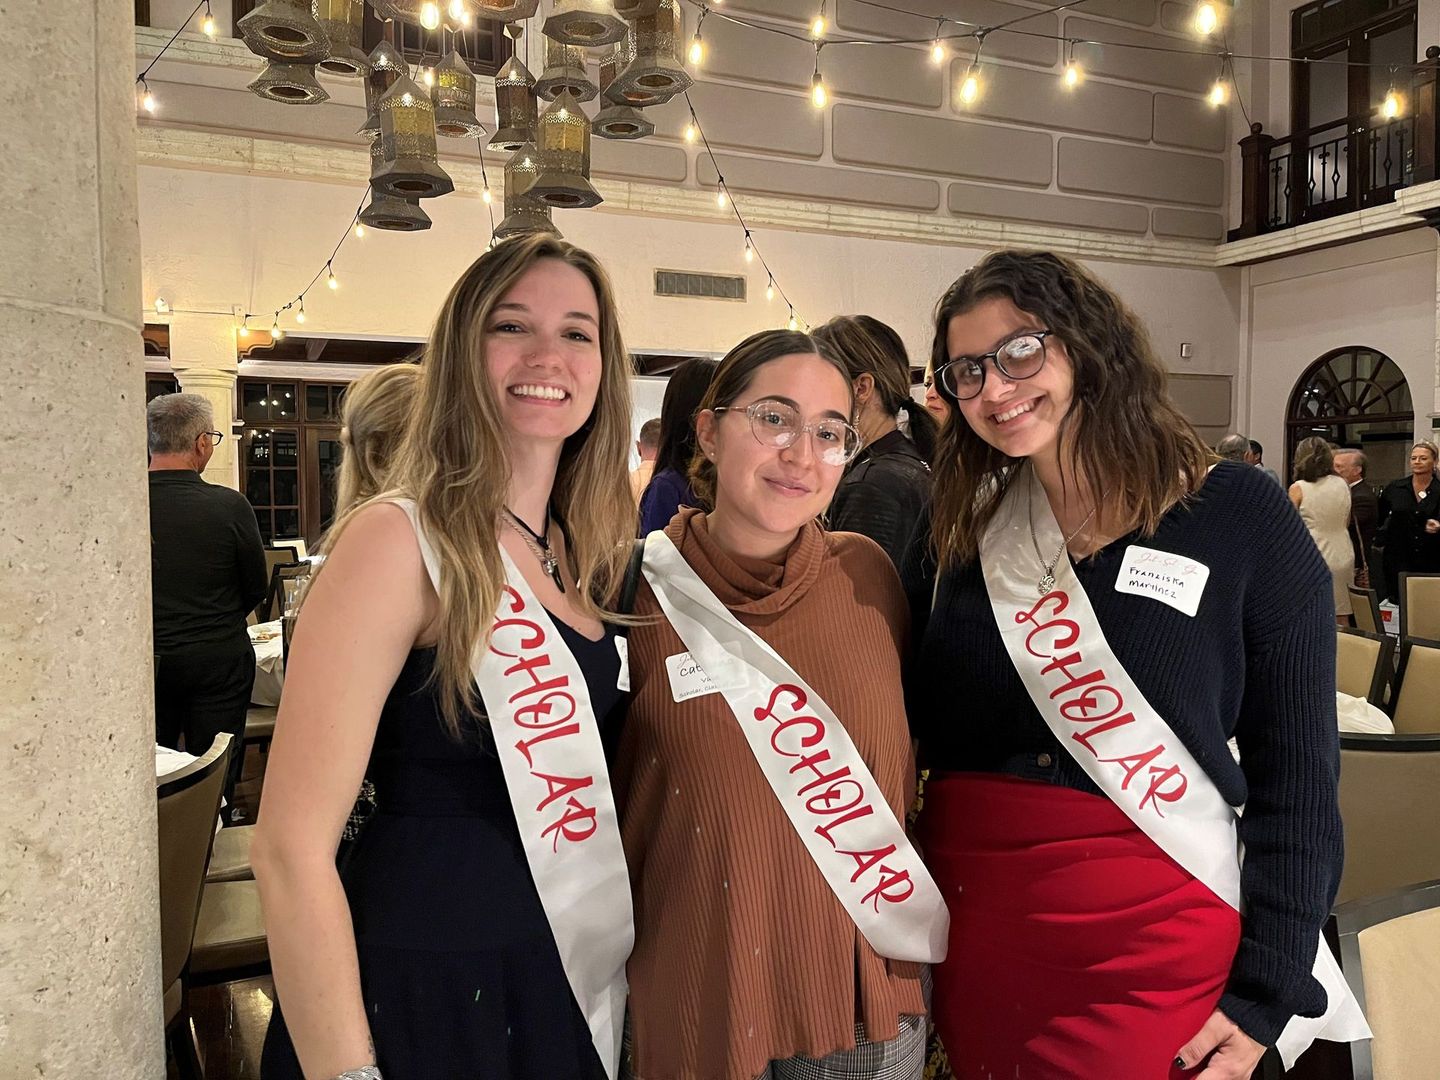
[
  {"left": 1027, "top": 472, "right": 1100, "bottom": 596},
  {"left": 503, "top": 507, "right": 565, "bottom": 593}
]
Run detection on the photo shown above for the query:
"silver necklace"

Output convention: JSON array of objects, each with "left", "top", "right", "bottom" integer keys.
[
  {"left": 503, "top": 507, "right": 565, "bottom": 593},
  {"left": 1027, "top": 473, "right": 1100, "bottom": 596}
]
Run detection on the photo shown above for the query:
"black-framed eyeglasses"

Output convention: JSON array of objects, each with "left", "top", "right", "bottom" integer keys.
[
  {"left": 935, "top": 330, "right": 1055, "bottom": 401},
  {"left": 202, "top": 431, "right": 224, "bottom": 446},
  {"left": 712, "top": 398, "right": 862, "bottom": 467}
]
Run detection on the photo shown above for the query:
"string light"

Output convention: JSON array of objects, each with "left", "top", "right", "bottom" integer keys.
[
  {"left": 1062, "top": 41, "right": 1082, "bottom": 89},
  {"left": 354, "top": 222, "right": 366, "bottom": 238},
  {"left": 765, "top": 278, "right": 775, "bottom": 302},
  {"left": 327, "top": 264, "right": 339, "bottom": 290},
  {"left": 931, "top": 19, "right": 946, "bottom": 65},
  {"left": 270, "top": 314, "right": 283, "bottom": 340},
  {"left": 684, "top": 121, "right": 697, "bottom": 143},
  {"left": 421, "top": 1, "right": 441, "bottom": 30},
  {"left": 811, "top": 0, "right": 827, "bottom": 40},
  {"left": 787, "top": 308, "right": 799, "bottom": 331},
  {"left": 238, "top": 318, "right": 250, "bottom": 339},
  {"left": 420, "top": 66, "right": 435, "bottom": 89},
  {"left": 448, "top": 0, "right": 466, "bottom": 19},
  {"left": 482, "top": 184, "right": 493, "bottom": 204},
  {"left": 959, "top": 63, "right": 981, "bottom": 106},
  {"left": 689, "top": 10, "right": 706, "bottom": 67},
  {"left": 1194, "top": 1, "right": 1220, "bottom": 36},
  {"left": 1383, "top": 68, "right": 1402, "bottom": 118},
  {"left": 200, "top": 1, "right": 216, "bottom": 38},
  {"left": 744, "top": 233, "right": 754, "bottom": 262},
  {"left": 1208, "top": 54, "right": 1229, "bottom": 107},
  {"left": 139, "top": 79, "right": 156, "bottom": 114},
  {"left": 296, "top": 299, "right": 306, "bottom": 324},
  {"left": 716, "top": 186, "right": 728, "bottom": 208},
  {"left": 810, "top": 48, "right": 828, "bottom": 109}
]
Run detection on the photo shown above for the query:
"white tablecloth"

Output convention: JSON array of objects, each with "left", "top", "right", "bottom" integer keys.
[{"left": 250, "top": 620, "right": 284, "bottom": 706}]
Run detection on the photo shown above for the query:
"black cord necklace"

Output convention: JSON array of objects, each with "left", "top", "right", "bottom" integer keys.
[{"left": 503, "top": 506, "right": 565, "bottom": 593}]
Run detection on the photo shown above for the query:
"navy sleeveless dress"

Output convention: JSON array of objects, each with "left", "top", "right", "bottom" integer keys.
[{"left": 262, "top": 620, "right": 623, "bottom": 1079}]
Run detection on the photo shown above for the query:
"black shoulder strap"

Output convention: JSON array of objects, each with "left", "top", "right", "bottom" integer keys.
[{"left": 617, "top": 538, "right": 645, "bottom": 631}]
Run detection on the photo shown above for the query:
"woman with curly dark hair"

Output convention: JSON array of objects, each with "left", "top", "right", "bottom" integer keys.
[{"left": 902, "top": 250, "right": 1366, "bottom": 1080}]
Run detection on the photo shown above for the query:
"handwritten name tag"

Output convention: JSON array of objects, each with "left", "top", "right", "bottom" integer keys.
[
  {"left": 665, "top": 650, "right": 740, "bottom": 703},
  {"left": 1114, "top": 545, "right": 1210, "bottom": 617},
  {"left": 615, "top": 635, "right": 630, "bottom": 693}
]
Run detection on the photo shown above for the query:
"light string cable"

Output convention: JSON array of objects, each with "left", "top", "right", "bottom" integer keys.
[{"left": 136, "top": 0, "right": 210, "bottom": 112}]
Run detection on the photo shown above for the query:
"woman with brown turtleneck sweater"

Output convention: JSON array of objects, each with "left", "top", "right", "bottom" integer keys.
[{"left": 614, "top": 331, "right": 929, "bottom": 1080}]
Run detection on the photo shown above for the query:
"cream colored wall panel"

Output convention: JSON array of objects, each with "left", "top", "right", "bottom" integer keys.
[
  {"left": 834, "top": 0, "right": 1060, "bottom": 68},
  {"left": 699, "top": 153, "right": 942, "bottom": 211},
  {"left": 1153, "top": 207, "right": 1225, "bottom": 240},
  {"left": 704, "top": 15, "right": 813, "bottom": 92},
  {"left": 676, "top": 82, "right": 825, "bottom": 158},
  {"left": 834, "top": 103, "right": 1053, "bottom": 186},
  {"left": 1169, "top": 372, "right": 1233, "bottom": 440},
  {"left": 1058, "top": 136, "right": 1224, "bottom": 207},
  {"left": 1063, "top": 17, "right": 1215, "bottom": 93},
  {"left": 1153, "top": 92, "right": 1228, "bottom": 152},
  {"left": 828, "top": 42, "right": 944, "bottom": 109},
  {"left": 1159, "top": 1, "right": 1196, "bottom": 33},
  {"left": 955, "top": 61, "right": 1154, "bottom": 142},
  {"left": 590, "top": 139, "right": 689, "bottom": 184},
  {"left": 1079, "top": 0, "right": 1159, "bottom": 26},
  {"left": 722, "top": 0, "right": 809, "bottom": 29},
  {"left": 948, "top": 181, "right": 1150, "bottom": 233}
]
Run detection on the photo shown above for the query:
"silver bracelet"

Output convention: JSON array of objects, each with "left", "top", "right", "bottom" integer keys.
[{"left": 333, "top": 1068, "right": 382, "bottom": 1080}]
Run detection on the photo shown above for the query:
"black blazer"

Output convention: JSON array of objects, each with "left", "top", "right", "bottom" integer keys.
[
  {"left": 1348, "top": 481, "right": 1379, "bottom": 568},
  {"left": 1376, "top": 474, "right": 1440, "bottom": 571}
]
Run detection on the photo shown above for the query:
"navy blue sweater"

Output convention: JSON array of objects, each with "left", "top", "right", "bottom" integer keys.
[{"left": 900, "top": 461, "right": 1342, "bottom": 1047}]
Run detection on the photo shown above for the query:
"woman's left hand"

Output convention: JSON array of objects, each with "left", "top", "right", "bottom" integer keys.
[{"left": 1174, "top": 1009, "right": 1266, "bottom": 1079}]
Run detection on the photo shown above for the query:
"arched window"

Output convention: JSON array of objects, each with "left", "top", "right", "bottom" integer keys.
[{"left": 1285, "top": 346, "right": 1412, "bottom": 481}]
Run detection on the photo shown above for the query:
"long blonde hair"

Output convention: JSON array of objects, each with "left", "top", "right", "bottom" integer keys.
[
  {"left": 323, "top": 234, "right": 635, "bottom": 735},
  {"left": 334, "top": 363, "right": 422, "bottom": 516}
]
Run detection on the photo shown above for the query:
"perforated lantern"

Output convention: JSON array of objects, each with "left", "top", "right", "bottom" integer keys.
[
  {"left": 248, "top": 61, "right": 330, "bottom": 104},
  {"left": 432, "top": 48, "right": 485, "bottom": 137},
  {"left": 593, "top": 46, "right": 652, "bottom": 140},
  {"left": 536, "top": 37, "right": 598, "bottom": 102},
  {"left": 613, "top": 0, "right": 661, "bottom": 18},
  {"left": 474, "top": 0, "right": 541, "bottom": 19},
  {"left": 531, "top": 90, "right": 601, "bottom": 209},
  {"left": 372, "top": 74, "right": 455, "bottom": 199},
  {"left": 603, "top": 25, "right": 660, "bottom": 107},
  {"left": 495, "top": 142, "right": 560, "bottom": 240},
  {"left": 489, "top": 55, "right": 539, "bottom": 152},
  {"left": 314, "top": 0, "right": 369, "bottom": 77},
  {"left": 238, "top": 0, "right": 330, "bottom": 63},
  {"left": 612, "top": 0, "right": 691, "bottom": 105},
  {"left": 371, "top": 0, "right": 446, "bottom": 25},
  {"left": 359, "top": 191, "right": 433, "bottom": 231},
  {"left": 357, "top": 41, "right": 409, "bottom": 138},
  {"left": 543, "top": 0, "right": 628, "bottom": 48}
]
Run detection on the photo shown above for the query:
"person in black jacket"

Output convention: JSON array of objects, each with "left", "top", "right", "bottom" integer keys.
[
  {"left": 1374, "top": 440, "right": 1440, "bottom": 600},
  {"left": 148, "top": 393, "right": 267, "bottom": 808},
  {"left": 812, "top": 315, "right": 937, "bottom": 567},
  {"left": 1334, "top": 448, "right": 1379, "bottom": 589}
]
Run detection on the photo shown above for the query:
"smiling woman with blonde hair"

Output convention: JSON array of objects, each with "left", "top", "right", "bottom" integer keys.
[{"left": 255, "top": 233, "right": 637, "bottom": 1080}]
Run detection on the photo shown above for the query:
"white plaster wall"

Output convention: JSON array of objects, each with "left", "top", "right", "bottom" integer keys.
[
  {"left": 1241, "top": 228, "right": 1439, "bottom": 471},
  {"left": 139, "top": 165, "right": 1242, "bottom": 380}
]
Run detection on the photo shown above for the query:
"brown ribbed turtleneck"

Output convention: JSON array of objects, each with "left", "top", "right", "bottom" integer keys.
[{"left": 615, "top": 508, "right": 924, "bottom": 1080}]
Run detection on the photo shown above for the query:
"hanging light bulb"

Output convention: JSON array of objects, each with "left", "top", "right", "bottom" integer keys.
[
  {"left": 811, "top": 1, "right": 826, "bottom": 39},
  {"left": 811, "top": 70, "right": 827, "bottom": 108},
  {"left": 1062, "top": 41, "right": 1082, "bottom": 89},
  {"left": 1194, "top": 1, "right": 1219, "bottom": 35},
  {"left": 448, "top": 0, "right": 466, "bottom": 19},
  {"left": 689, "top": 31, "right": 704, "bottom": 66},
  {"left": 787, "top": 310, "right": 799, "bottom": 332},
  {"left": 1209, "top": 77, "right": 1228, "bottom": 106},
  {"left": 201, "top": 5, "right": 216, "bottom": 38},
  {"left": 327, "top": 265, "right": 339, "bottom": 289},
  {"left": 421, "top": 2, "right": 442, "bottom": 30},
  {"left": 684, "top": 121, "right": 697, "bottom": 143},
  {"left": 765, "top": 278, "right": 775, "bottom": 302},
  {"left": 420, "top": 66, "right": 435, "bottom": 89},
  {"left": 959, "top": 64, "right": 981, "bottom": 106},
  {"left": 744, "top": 234, "right": 754, "bottom": 263},
  {"left": 482, "top": 184, "right": 493, "bottom": 204},
  {"left": 354, "top": 222, "right": 366, "bottom": 238},
  {"left": 139, "top": 81, "right": 156, "bottom": 113},
  {"left": 716, "top": 187, "right": 728, "bottom": 208},
  {"left": 296, "top": 300, "right": 307, "bottom": 325},
  {"left": 1383, "top": 71, "right": 1403, "bottom": 119},
  {"left": 270, "top": 315, "right": 283, "bottom": 341},
  {"left": 931, "top": 39, "right": 946, "bottom": 64}
]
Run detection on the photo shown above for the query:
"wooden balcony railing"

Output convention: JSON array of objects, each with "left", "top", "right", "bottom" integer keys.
[{"left": 1230, "top": 45, "right": 1440, "bottom": 240}]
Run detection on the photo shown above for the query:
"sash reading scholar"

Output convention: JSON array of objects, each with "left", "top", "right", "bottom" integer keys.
[{"left": 392, "top": 500, "right": 633, "bottom": 1080}]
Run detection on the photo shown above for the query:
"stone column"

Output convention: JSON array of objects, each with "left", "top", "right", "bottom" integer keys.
[
  {"left": 171, "top": 313, "right": 241, "bottom": 490},
  {"left": 0, "top": 4, "right": 162, "bottom": 1079}
]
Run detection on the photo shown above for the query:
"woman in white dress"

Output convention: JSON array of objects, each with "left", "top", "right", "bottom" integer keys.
[{"left": 1289, "top": 436, "right": 1354, "bottom": 624}]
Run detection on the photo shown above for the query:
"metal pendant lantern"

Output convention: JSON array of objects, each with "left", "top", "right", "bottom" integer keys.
[
  {"left": 489, "top": 55, "right": 539, "bottom": 152},
  {"left": 432, "top": 48, "right": 486, "bottom": 137},
  {"left": 612, "top": 0, "right": 691, "bottom": 105},
  {"left": 535, "top": 38, "right": 598, "bottom": 102},
  {"left": 238, "top": 0, "right": 330, "bottom": 63},
  {"left": 593, "top": 46, "right": 652, "bottom": 139},
  {"left": 542, "top": 0, "right": 628, "bottom": 49},
  {"left": 531, "top": 90, "right": 601, "bottom": 209},
  {"left": 359, "top": 191, "right": 433, "bottom": 232},
  {"left": 248, "top": 61, "right": 330, "bottom": 104},
  {"left": 612, "top": 0, "right": 661, "bottom": 18},
  {"left": 495, "top": 142, "right": 560, "bottom": 240},
  {"left": 358, "top": 40, "right": 409, "bottom": 138},
  {"left": 372, "top": 74, "right": 456, "bottom": 199},
  {"left": 313, "top": 0, "right": 369, "bottom": 77},
  {"left": 474, "top": 0, "right": 541, "bottom": 20},
  {"left": 370, "top": 0, "right": 438, "bottom": 25},
  {"left": 603, "top": 25, "right": 660, "bottom": 107}
]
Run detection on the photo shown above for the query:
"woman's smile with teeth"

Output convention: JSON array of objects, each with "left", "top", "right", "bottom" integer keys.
[
  {"left": 510, "top": 383, "right": 569, "bottom": 401},
  {"left": 993, "top": 400, "right": 1036, "bottom": 424}
]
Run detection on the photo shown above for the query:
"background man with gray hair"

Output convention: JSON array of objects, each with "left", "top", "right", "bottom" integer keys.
[
  {"left": 1216, "top": 433, "right": 1250, "bottom": 462},
  {"left": 1335, "top": 447, "right": 1378, "bottom": 587},
  {"left": 147, "top": 392, "right": 266, "bottom": 810}
]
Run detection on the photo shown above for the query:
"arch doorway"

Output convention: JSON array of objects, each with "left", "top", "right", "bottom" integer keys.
[{"left": 1286, "top": 346, "right": 1413, "bottom": 482}]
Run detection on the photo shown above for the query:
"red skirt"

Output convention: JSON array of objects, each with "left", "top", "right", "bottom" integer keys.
[{"left": 917, "top": 774, "right": 1240, "bottom": 1080}]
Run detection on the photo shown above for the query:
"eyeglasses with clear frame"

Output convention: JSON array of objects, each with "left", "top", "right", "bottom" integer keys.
[
  {"left": 934, "top": 330, "right": 1055, "bottom": 401},
  {"left": 711, "top": 398, "right": 862, "bottom": 467}
]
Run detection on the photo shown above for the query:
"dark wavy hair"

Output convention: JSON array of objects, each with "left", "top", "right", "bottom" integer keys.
[
  {"left": 811, "top": 314, "right": 939, "bottom": 464},
  {"left": 928, "top": 250, "right": 1210, "bottom": 568},
  {"left": 652, "top": 356, "right": 719, "bottom": 482},
  {"left": 689, "top": 329, "right": 852, "bottom": 508},
  {"left": 1292, "top": 436, "right": 1336, "bottom": 483}
]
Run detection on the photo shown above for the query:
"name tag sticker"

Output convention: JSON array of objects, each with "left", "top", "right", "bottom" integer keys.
[
  {"left": 1114, "top": 545, "right": 1210, "bottom": 617},
  {"left": 615, "top": 635, "right": 630, "bottom": 693},
  {"left": 665, "top": 650, "right": 741, "bottom": 703}
]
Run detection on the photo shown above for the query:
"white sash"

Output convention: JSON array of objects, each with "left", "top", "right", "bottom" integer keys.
[
  {"left": 977, "top": 474, "right": 1369, "bottom": 1068},
  {"left": 394, "top": 501, "right": 632, "bottom": 1080},
  {"left": 642, "top": 530, "right": 949, "bottom": 963}
]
